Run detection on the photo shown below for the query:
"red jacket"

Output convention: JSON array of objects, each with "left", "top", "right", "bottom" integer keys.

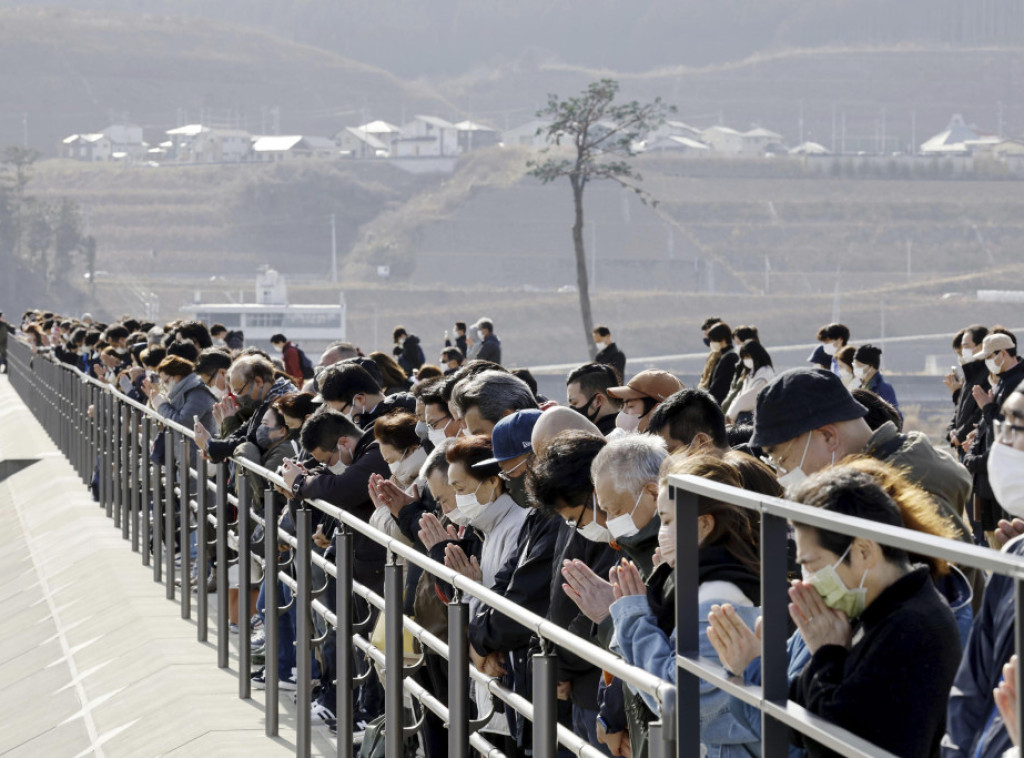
[{"left": 281, "top": 342, "right": 303, "bottom": 384}]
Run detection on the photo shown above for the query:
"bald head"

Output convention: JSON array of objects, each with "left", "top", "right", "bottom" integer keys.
[{"left": 531, "top": 406, "right": 601, "bottom": 455}]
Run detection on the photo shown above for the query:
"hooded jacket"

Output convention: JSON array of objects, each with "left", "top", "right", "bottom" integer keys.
[{"left": 394, "top": 334, "right": 426, "bottom": 374}]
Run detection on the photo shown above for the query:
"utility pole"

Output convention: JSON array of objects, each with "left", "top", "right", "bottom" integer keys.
[{"left": 330, "top": 213, "right": 338, "bottom": 283}]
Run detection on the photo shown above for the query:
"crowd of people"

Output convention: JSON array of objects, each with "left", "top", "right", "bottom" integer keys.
[{"left": 11, "top": 306, "right": 1024, "bottom": 758}]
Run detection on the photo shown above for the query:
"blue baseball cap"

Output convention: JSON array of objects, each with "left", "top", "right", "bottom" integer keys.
[{"left": 473, "top": 409, "right": 543, "bottom": 468}]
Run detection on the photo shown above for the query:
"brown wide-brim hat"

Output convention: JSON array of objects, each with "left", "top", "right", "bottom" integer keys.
[{"left": 606, "top": 369, "right": 685, "bottom": 401}]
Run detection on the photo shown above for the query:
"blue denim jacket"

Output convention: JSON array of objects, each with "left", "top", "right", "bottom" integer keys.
[{"left": 610, "top": 591, "right": 762, "bottom": 758}]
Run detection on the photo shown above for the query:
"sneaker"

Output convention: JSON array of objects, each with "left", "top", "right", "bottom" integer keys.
[
  {"left": 250, "top": 614, "right": 264, "bottom": 632},
  {"left": 228, "top": 622, "right": 239, "bottom": 635},
  {"left": 251, "top": 667, "right": 297, "bottom": 691},
  {"left": 311, "top": 699, "right": 336, "bottom": 726},
  {"left": 250, "top": 628, "right": 266, "bottom": 648}
]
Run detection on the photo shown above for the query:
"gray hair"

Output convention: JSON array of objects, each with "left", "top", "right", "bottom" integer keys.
[
  {"left": 450, "top": 370, "right": 538, "bottom": 423},
  {"left": 591, "top": 434, "right": 668, "bottom": 498},
  {"left": 229, "top": 354, "right": 274, "bottom": 384},
  {"left": 421, "top": 438, "right": 452, "bottom": 481}
]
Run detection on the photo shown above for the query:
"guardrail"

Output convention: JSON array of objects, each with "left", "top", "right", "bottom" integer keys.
[{"left": 5, "top": 337, "right": 676, "bottom": 758}]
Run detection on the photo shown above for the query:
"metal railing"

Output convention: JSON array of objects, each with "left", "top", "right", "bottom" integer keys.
[
  {"left": 669, "top": 474, "right": 1024, "bottom": 757},
  {"left": 5, "top": 337, "right": 676, "bottom": 758},
  {"left": 12, "top": 332, "right": 1021, "bottom": 758}
]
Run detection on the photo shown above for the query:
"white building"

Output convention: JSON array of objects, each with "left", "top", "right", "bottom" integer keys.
[
  {"left": 60, "top": 133, "right": 113, "bottom": 162},
  {"left": 192, "top": 128, "right": 253, "bottom": 163},
  {"left": 642, "top": 135, "right": 710, "bottom": 154},
  {"left": 700, "top": 126, "right": 745, "bottom": 155},
  {"left": 920, "top": 114, "right": 999, "bottom": 155},
  {"left": 455, "top": 120, "right": 501, "bottom": 152},
  {"left": 251, "top": 135, "right": 337, "bottom": 162},
  {"left": 395, "top": 116, "right": 459, "bottom": 157},
  {"left": 335, "top": 127, "right": 389, "bottom": 158}
]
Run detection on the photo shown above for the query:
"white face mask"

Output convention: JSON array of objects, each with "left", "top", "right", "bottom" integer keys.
[
  {"left": 853, "top": 365, "right": 867, "bottom": 380},
  {"left": 777, "top": 433, "right": 814, "bottom": 491},
  {"left": 453, "top": 481, "right": 489, "bottom": 525},
  {"left": 742, "top": 358, "right": 754, "bottom": 370},
  {"left": 476, "top": 329, "right": 486, "bottom": 341},
  {"left": 328, "top": 443, "right": 348, "bottom": 475},
  {"left": 988, "top": 441, "right": 1024, "bottom": 519},
  {"left": 839, "top": 368, "right": 855, "bottom": 386},
  {"left": 657, "top": 523, "right": 676, "bottom": 567},
  {"left": 615, "top": 411, "right": 641, "bottom": 434},
  {"left": 208, "top": 382, "right": 227, "bottom": 400},
  {"left": 606, "top": 489, "right": 646, "bottom": 541},
  {"left": 961, "top": 348, "right": 976, "bottom": 363},
  {"left": 986, "top": 356, "right": 1002, "bottom": 375},
  {"left": 575, "top": 495, "right": 612, "bottom": 543},
  {"left": 389, "top": 446, "right": 427, "bottom": 485},
  {"left": 823, "top": 343, "right": 838, "bottom": 356},
  {"left": 427, "top": 419, "right": 451, "bottom": 448}
]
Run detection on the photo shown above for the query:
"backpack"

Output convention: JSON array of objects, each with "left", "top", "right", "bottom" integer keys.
[{"left": 296, "top": 345, "right": 315, "bottom": 380}]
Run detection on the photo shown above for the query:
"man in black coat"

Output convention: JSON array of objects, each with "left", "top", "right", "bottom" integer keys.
[
  {"left": 592, "top": 324, "right": 627, "bottom": 382},
  {"left": 316, "top": 362, "right": 415, "bottom": 429},
  {"left": 471, "top": 317, "right": 502, "bottom": 365}
]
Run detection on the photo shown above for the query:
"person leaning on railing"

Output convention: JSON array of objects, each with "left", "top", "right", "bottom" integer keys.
[
  {"left": 772, "top": 468, "right": 959, "bottom": 757},
  {"left": 609, "top": 454, "right": 762, "bottom": 758},
  {"left": 144, "top": 355, "right": 217, "bottom": 437}
]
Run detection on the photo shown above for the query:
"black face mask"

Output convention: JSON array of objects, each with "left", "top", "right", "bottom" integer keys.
[
  {"left": 572, "top": 394, "right": 601, "bottom": 423},
  {"left": 506, "top": 475, "right": 530, "bottom": 509},
  {"left": 703, "top": 337, "right": 711, "bottom": 347}
]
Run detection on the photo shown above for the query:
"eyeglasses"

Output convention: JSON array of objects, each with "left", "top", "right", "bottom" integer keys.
[
  {"left": 994, "top": 419, "right": 1024, "bottom": 446},
  {"left": 566, "top": 493, "right": 596, "bottom": 529},
  {"left": 426, "top": 415, "right": 451, "bottom": 431},
  {"left": 498, "top": 458, "right": 527, "bottom": 482},
  {"left": 764, "top": 436, "right": 797, "bottom": 471}
]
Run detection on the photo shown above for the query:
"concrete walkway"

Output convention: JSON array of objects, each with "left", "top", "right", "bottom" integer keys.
[{"left": 0, "top": 376, "right": 335, "bottom": 757}]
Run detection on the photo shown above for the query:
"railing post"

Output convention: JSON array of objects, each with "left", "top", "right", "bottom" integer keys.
[
  {"left": 139, "top": 416, "right": 150, "bottom": 564},
  {"left": 179, "top": 440, "right": 192, "bottom": 620},
  {"left": 336, "top": 528, "right": 354, "bottom": 758},
  {"left": 120, "top": 403, "right": 130, "bottom": 539},
  {"left": 447, "top": 599, "right": 470, "bottom": 758},
  {"left": 264, "top": 486, "right": 279, "bottom": 736},
  {"left": 384, "top": 558, "right": 405, "bottom": 758},
  {"left": 196, "top": 454, "right": 209, "bottom": 642},
  {"left": 216, "top": 462, "right": 230, "bottom": 669},
  {"left": 672, "top": 484, "right": 701, "bottom": 754},
  {"left": 103, "top": 391, "right": 113, "bottom": 518},
  {"left": 761, "top": 509, "right": 793, "bottom": 755},
  {"left": 112, "top": 397, "right": 122, "bottom": 529},
  {"left": 238, "top": 474, "right": 253, "bottom": 698},
  {"left": 164, "top": 429, "right": 176, "bottom": 601},
  {"left": 533, "top": 643, "right": 559, "bottom": 758},
  {"left": 649, "top": 687, "right": 677, "bottom": 758},
  {"left": 153, "top": 429, "right": 163, "bottom": 582},
  {"left": 296, "top": 505, "right": 313, "bottom": 758}
]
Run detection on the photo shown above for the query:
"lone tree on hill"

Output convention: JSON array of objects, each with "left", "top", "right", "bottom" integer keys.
[{"left": 528, "top": 79, "right": 672, "bottom": 359}]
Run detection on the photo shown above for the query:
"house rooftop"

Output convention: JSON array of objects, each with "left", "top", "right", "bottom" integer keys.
[{"left": 252, "top": 135, "right": 305, "bottom": 152}]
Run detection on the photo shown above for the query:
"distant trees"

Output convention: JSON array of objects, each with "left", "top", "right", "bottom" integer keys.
[
  {"left": 0, "top": 147, "right": 96, "bottom": 298},
  {"left": 528, "top": 79, "right": 672, "bottom": 359}
]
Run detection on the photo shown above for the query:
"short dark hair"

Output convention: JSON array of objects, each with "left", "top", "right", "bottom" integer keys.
[
  {"left": 791, "top": 467, "right": 910, "bottom": 568},
  {"left": 442, "top": 347, "right": 464, "bottom": 364},
  {"left": 566, "top": 362, "right": 621, "bottom": 401},
  {"left": 177, "top": 320, "right": 212, "bottom": 349},
  {"left": 964, "top": 324, "right": 989, "bottom": 346},
  {"left": 853, "top": 344, "right": 883, "bottom": 370},
  {"left": 527, "top": 431, "right": 606, "bottom": 516},
  {"left": 951, "top": 329, "right": 965, "bottom": 351},
  {"left": 141, "top": 347, "right": 167, "bottom": 368},
  {"left": 707, "top": 322, "right": 733, "bottom": 344},
  {"left": 511, "top": 368, "right": 538, "bottom": 397},
  {"left": 393, "top": 326, "right": 407, "bottom": 341},
  {"left": 374, "top": 411, "right": 420, "bottom": 450},
  {"left": 210, "top": 323, "right": 227, "bottom": 337},
  {"left": 105, "top": 324, "right": 129, "bottom": 342},
  {"left": 647, "top": 388, "right": 728, "bottom": 449},
  {"left": 194, "top": 347, "right": 232, "bottom": 377},
  {"left": 455, "top": 321, "right": 467, "bottom": 332},
  {"left": 836, "top": 345, "right": 856, "bottom": 368},
  {"left": 475, "top": 319, "right": 494, "bottom": 332},
  {"left": 852, "top": 388, "right": 902, "bottom": 432},
  {"left": 733, "top": 325, "right": 759, "bottom": 343},
  {"left": 270, "top": 333, "right": 287, "bottom": 344},
  {"left": 167, "top": 341, "right": 199, "bottom": 362},
  {"left": 592, "top": 325, "right": 611, "bottom": 338},
  {"left": 823, "top": 323, "right": 851, "bottom": 345},
  {"left": 700, "top": 316, "right": 723, "bottom": 332},
  {"left": 320, "top": 364, "right": 380, "bottom": 404},
  {"left": 300, "top": 410, "right": 362, "bottom": 453}
]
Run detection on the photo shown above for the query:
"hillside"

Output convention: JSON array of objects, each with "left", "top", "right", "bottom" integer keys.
[{"left": 0, "top": 7, "right": 453, "bottom": 151}]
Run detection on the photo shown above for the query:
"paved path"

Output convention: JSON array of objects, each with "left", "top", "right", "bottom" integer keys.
[{"left": 0, "top": 375, "right": 335, "bottom": 757}]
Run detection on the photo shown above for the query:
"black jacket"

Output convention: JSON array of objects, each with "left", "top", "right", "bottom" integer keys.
[
  {"left": 595, "top": 412, "right": 619, "bottom": 437},
  {"left": 354, "top": 392, "right": 416, "bottom": 431},
  {"left": 292, "top": 428, "right": 390, "bottom": 591},
  {"left": 476, "top": 334, "right": 502, "bottom": 365},
  {"left": 948, "top": 360, "right": 989, "bottom": 456},
  {"left": 547, "top": 521, "right": 621, "bottom": 710},
  {"left": 595, "top": 342, "right": 627, "bottom": 382},
  {"left": 791, "top": 567, "right": 960, "bottom": 758},
  {"left": 708, "top": 346, "right": 740, "bottom": 406},
  {"left": 394, "top": 334, "right": 425, "bottom": 374}
]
